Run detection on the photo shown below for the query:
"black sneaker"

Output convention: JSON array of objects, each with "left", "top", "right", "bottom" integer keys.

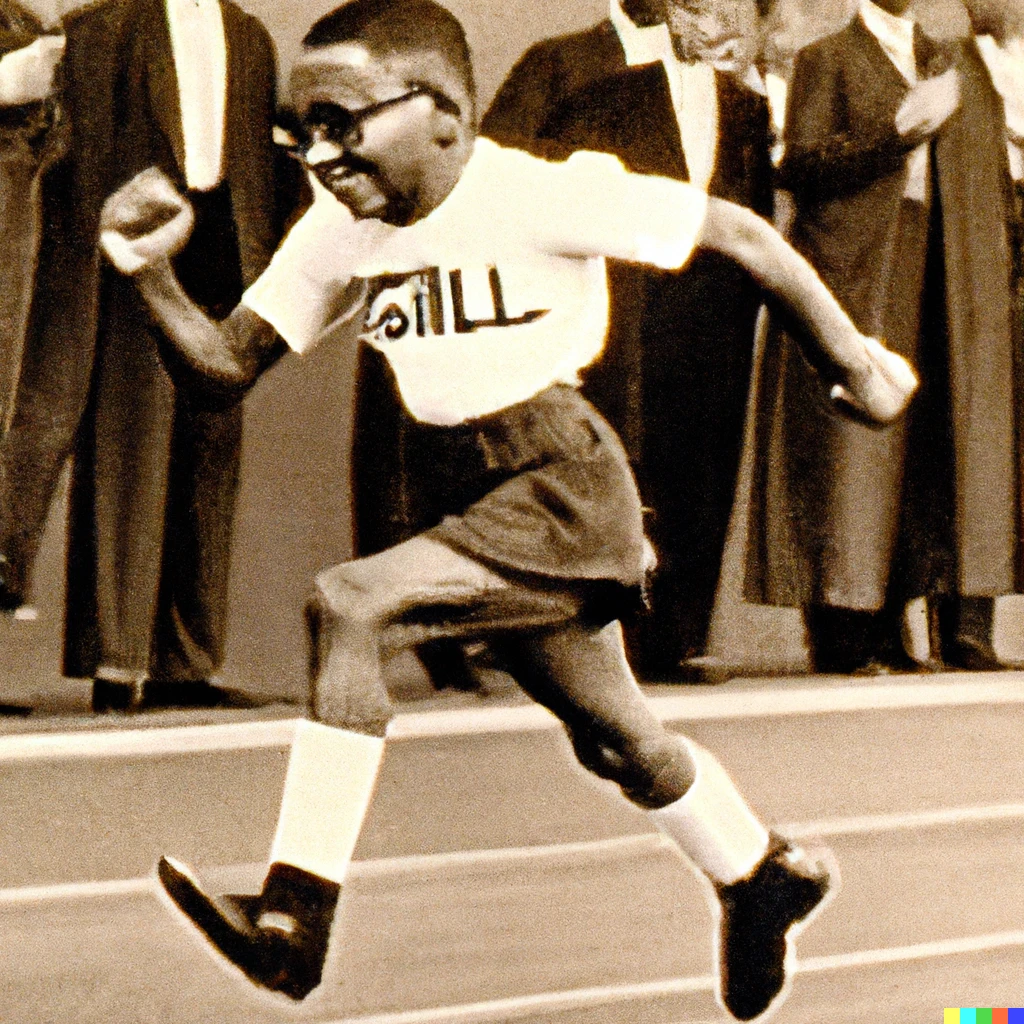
[
  {"left": 715, "top": 836, "right": 838, "bottom": 1021},
  {"left": 157, "top": 856, "right": 340, "bottom": 1000}
]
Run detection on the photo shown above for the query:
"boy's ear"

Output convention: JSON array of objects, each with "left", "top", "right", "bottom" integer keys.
[
  {"left": 432, "top": 115, "right": 460, "bottom": 149},
  {"left": 427, "top": 97, "right": 465, "bottom": 149}
]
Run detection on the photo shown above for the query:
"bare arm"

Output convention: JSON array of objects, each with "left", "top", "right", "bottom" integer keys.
[
  {"left": 135, "top": 259, "right": 284, "bottom": 388},
  {"left": 99, "top": 166, "right": 284, "bottom": 389},
  {"left": 698, "top": 196, "right": 916, "bottom": 423},
  {"left": 699, "top": 197, "right": 856, "bottom": 355}
]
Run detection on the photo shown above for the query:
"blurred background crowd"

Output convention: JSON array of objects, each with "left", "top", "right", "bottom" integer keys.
[{"left": 0, "top": 0, "right": 1019, "bottom": 712}]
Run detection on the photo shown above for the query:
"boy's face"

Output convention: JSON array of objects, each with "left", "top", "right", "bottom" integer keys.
[
  {"left": 289, "top": 43, "right": 470, "bottom": 225},
  {"left": 662, "top": 0, "right": 759, "bottom": 68}
]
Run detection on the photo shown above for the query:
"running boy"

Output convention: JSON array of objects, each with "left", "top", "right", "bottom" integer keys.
[{"left": 99, "top": 1, "right": 916, "bottom": 1019}]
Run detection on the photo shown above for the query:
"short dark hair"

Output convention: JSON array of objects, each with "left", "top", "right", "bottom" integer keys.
[
  {"left": 303, "top": 0, "right": 475, "bottom": 101},
  {"left": 619, "top": 0, "right": 662, "bottom": 28}
]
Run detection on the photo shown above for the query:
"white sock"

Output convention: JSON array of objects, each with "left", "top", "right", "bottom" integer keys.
[
  {"left": 268, "top": 720, "right": 386, "bottom": 884},
  {"left": 648, "top": 739, "right": 770, "bottom": 885}
]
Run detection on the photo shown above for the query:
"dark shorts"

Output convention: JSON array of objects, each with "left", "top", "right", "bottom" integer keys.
[{"left": 406, "top": 385, "right": 647, "bottom": 619}]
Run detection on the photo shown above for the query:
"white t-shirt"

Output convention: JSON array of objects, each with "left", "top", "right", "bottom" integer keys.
[{"left": 244, "top": 138, "right": 708, "bottom": 425}]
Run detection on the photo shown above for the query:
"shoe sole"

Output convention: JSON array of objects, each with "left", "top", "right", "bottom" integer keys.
[
  {"left": 154, "top": 857, "right": 321, "bottom": 1008},
  {"left": 701, "top": 843, "right": 841, "bottom": 1024}
]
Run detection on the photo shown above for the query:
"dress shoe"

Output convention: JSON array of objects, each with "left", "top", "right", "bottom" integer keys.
[
  {"left": 0, "top": 553, "right": 24, "bottom": 612},
  {"left": 92, "top": 678, "right": 145, "bottom": 713},
  {"left": 141, "top": 680, "right": 266, "bottom": 710},
  {"left": 848, "top": 649, "right": 940, "bottom": 676},
  {"left": 676, "top": 654, "right": 734, "bottom": 685},
  {"left": 941, "top": 638, "right": 1023, "bottom": 672}
]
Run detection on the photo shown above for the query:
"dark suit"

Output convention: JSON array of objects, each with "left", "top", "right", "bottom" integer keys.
[
  {"left": 0, "top": 0, "right": 64, "bottom": 433},
  {"left": 745, "top": 18, "right": 1017, "bottom": 659},
  {"left": 0, "top": 0, "right": 279, "bottom": 681}
]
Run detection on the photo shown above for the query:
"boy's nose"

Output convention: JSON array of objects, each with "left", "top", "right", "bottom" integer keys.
[{"left": 305, "top": 137, "right": 345, "bottom": 166}]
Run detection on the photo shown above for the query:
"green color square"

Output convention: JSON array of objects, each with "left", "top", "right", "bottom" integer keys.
[{"left": 978, "top": 1011, "right": 993, "bottom": 1024}]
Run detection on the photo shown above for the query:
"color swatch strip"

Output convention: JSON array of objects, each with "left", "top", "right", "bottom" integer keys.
[{"left": 945, "top": 1011, "right": 1023, "bottom": 1023}]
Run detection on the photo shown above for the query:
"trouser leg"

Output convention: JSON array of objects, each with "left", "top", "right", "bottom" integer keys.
[
  {"left": 149, "top": 393, "right": 242, "bottom": 682},
  {"left": 933, "top": 594, "right": 1011, "bottom": 669},
  {"left": 936, "top": 594, "right": 994, "bottom": 648}
]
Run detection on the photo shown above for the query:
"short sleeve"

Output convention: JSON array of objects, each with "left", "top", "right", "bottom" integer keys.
[
  {"left": 242, "top": 185, "right": 371, "bottom": 354},
  {"left": 527, "top": 150, "right": 708, "bottom": 269}
]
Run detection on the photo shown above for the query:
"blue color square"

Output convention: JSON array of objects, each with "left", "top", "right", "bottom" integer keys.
[{"left": 1008, "top": 1010, "right": 1024, "bottom": 1024}]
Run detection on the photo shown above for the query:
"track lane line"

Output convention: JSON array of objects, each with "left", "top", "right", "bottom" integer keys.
[
  {"left": 4, "top": 800, "right": 1024, "bottom": 904},
  {"left": 309, "top": 929, "right": 1024, "bottom": 1024},
  {"left": 3, "top": 675, "right": 1024, "bottom": 761}
]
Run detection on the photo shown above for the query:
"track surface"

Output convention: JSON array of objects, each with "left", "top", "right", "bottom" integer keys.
[{"left": 0, "top": 674, "right": 1022, "bottom": 1023}]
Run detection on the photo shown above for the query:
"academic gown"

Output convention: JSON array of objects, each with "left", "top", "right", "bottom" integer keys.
[
  {"left": 0, "top": 0, "right": 279, "bottom": 680},
  {"left": 536, "top": 61, "right": 772, "bottom": 666},
  {"left": 744, "top": 19, "right": 1019, "bottom": 611}
]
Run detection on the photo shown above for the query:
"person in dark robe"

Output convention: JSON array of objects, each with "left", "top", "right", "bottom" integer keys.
[
  {"left": 745, "top": 0, "right": 1019, "bottom": 673},
  {"left": 0, "top": 1, "right": 63, "bottom": 438},
  {"left": 0, "top": 0, "right": 281, "bottom": 710},
  {"left": 974, "top": 0, "right": 1024, "bottom": 339}
]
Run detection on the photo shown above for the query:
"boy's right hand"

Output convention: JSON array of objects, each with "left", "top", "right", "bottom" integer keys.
[
  {"left": 829, "top": 336, "right": 918, "bottom": 427},
  {"left": 99, "top": 167, "right": 194, "bottom": 275}
]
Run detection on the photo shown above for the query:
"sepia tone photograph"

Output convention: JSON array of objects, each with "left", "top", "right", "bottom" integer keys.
[{"left": 0, "top": 0, "right": 1022, "bottom": 1020}]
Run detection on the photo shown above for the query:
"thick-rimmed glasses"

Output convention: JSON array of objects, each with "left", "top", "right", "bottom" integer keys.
[{"left": 275, "top": 87, "right": 461, "bottom": 160}]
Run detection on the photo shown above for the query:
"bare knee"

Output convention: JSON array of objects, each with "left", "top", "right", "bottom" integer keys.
[
  {"left": 569, "top": 725, "right": 695, "bottom": 809},
  {"left": 311, "top": 563, "right": 382, "bottom": 632}
]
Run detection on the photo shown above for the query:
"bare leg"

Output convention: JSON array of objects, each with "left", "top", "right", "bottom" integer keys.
[
  {"left": 492, "top": 620, "right": 697, "bottom": 806},
  {"left": 306, "top": 534, "right": 581, "bottom": 733}
]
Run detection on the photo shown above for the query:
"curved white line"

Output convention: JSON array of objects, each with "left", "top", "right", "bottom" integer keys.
[{"left": 1, "top": 676, "right": 1022, "bottom": 760}]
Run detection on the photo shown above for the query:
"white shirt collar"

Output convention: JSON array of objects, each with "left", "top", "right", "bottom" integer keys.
[
  {"left": 859, "top": 0, "right": 917, "bottom": 83},
  {"left": 609, "top": 0, "right": 675, "bottom": 68},
  {"left": 609, "top": 1, "right": 766, "bottom": 88},
  {"left": 977, "top": 33, "right": 1024, "bottom": 110},
  {"left": 164, "top": 0, "right": 227, "bottom": 190},
  {"left": 166, "top": 0, "right": 218, "bottom": 11}
]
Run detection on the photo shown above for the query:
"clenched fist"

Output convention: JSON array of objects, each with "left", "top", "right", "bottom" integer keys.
[
  {"left": 830, "top": 336, "right": 918, "bottom": 427},
  {"left": 99, "top": 167, "right": 195, "bottom": 275}
]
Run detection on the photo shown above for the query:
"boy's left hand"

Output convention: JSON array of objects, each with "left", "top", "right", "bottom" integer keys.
[
  {"left": 829, "top": 336, "right": 918, "bottom": 427},
  {"left": 99, "top": 167, "right": 194, "bottom": 275}
]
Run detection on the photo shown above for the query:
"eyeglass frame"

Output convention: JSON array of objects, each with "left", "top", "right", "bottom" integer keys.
[{"left": 275, "top": 86, "right": 463, "bottom": 161}]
